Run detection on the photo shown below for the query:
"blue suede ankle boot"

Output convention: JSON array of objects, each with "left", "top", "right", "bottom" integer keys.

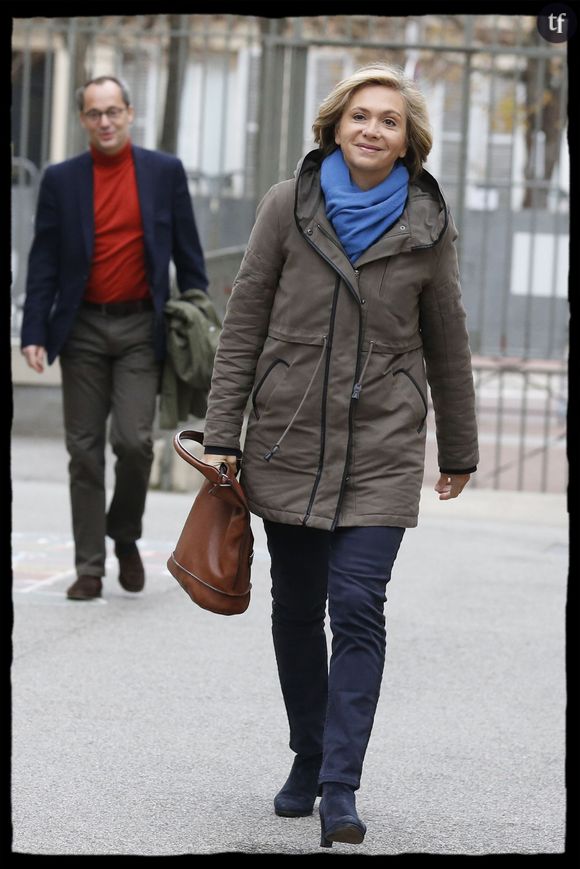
[
  {"left": 319, "top": 782, "right": 366, "bottom": 847},
  {"left": 274, "top": 753, "right": 323, "bottom": 817}
]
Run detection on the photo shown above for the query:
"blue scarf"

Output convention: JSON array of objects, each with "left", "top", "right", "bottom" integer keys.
[{"left": 320, "top": 148, "right": 409, "bottom": 263}]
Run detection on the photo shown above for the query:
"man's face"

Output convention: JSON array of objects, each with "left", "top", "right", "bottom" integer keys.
[{"left": 79, "top": 80, "right": 134, "bottom": 155}]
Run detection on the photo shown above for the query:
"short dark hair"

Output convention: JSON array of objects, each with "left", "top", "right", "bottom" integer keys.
[{"left": 76, "top": 76, "right": 132, "bottom": 112}]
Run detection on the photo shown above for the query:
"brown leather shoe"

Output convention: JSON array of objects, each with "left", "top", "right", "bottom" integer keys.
[
  {"left": 67, "top": 575, "right": 103, "bottom": 600},
  {"left": 115, "top": 542, "right": 145, "bottom": 592}
]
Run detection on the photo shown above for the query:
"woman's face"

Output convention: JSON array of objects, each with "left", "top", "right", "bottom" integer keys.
[{"left": 334, "top": 84, "right": 407, "bottom": 190}]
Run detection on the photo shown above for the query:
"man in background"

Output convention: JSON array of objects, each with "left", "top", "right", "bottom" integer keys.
[{"left": 21, "top": 75, "right": 208, "bottom": 600}]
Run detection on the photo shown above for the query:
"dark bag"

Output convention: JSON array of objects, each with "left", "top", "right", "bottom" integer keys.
[{"left": 166, "top": 430, "right": 253, "bottom": 615}]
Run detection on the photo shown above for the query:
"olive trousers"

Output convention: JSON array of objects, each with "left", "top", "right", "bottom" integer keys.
[
  {"left": 264, "top": 520, "right": 405, "bottom": 790},
  {"left": 59, "top": 307, "right": 160, "bottom": 577}
]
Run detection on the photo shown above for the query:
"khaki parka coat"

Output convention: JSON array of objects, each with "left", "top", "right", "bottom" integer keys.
[{"left": 203, "top": 149, "right": 479, "bottom": 530}]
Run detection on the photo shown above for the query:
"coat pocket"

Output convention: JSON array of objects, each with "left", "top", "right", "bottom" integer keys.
[
  {"left": 251, "top": 358, "right": 290, "bottom": 420},
  {"left": 392, "top": 368, "right": 428, "bottom": 434}
]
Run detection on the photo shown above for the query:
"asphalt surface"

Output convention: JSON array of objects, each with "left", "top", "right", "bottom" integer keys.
[{"left": 10, "top": 436, "right": 568, "bottom": 855}]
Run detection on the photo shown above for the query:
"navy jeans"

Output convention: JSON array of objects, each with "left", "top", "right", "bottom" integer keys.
[{"left": 264, "top": 521, "right": 405, "bottom": 790}]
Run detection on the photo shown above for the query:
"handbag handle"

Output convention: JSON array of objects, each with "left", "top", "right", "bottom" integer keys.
[{"left": 173, "top": 429, "right": 250, "bottom": 508}]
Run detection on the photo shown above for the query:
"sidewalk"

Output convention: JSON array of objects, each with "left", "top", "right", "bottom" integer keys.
[{"left": 11, "top": 436, "right": 568, "bottom": 855}]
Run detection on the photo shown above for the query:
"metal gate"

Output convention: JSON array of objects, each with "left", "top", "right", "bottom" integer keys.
[{"left": 11, "top": 14, "right": 568, "bottom": 492}]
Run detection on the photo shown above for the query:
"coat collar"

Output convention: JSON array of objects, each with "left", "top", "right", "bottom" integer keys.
[{"left": 294, "top": 149, "right": 449, "bottom": 273}]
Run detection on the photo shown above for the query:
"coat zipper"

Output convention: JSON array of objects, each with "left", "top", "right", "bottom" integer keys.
[
  {"left": 295, "top": 214, "right": 360, "bottom": 303},
  {"left": 294, "top": 213, "right": 364, "bottom": 530},
  {"left": 331, "top": 307, "right": 364, "bottom": 532},
  {"left": 351, "top": 341, "right": 375, "bottom": 399},
  {"left": 315, "top": 222, "right": 362, "bottom": 302},
  {"left": 303, "top": 275, "right": 341, "bottom": 524}
]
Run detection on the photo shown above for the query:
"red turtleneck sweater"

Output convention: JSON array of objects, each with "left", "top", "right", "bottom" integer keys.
[{"left": 84, "top": 140, "right": 150, "bottom": 304}]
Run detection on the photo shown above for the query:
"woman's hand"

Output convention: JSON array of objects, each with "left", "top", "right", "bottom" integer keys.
[
  {"left": 434, "top": 473, "right": 471, "bottom": 500},
  {"left": 202, "top": 453, "right": 239, "bottom": 477}
]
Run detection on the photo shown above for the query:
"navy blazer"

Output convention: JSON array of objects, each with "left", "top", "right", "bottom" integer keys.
[{"left": 21, "top": 144, "right": 208, "bottom": 364}]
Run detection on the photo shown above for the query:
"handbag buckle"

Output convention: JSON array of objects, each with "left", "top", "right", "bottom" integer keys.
[{"left": 209, "top": 466, "right": 232, "bottom": 494}]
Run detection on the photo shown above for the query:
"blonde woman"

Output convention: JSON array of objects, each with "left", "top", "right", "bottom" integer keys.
[{"left": 202, "top": 62, "right": 478, "bottom": 848}]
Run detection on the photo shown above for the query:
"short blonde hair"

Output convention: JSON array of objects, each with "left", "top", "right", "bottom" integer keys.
[{"left": 312, "top": 62, "right": 432, "bottom": 181}]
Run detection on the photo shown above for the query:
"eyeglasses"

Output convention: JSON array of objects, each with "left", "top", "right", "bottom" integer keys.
[{"left": 83, "top": 107, "right": 127, "bottom": 123}]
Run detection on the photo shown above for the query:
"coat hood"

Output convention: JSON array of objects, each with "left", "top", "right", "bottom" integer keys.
[{"left": 294, "top": 148, "right": 449, "bottom": 255}]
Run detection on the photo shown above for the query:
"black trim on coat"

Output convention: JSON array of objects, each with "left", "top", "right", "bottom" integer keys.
[
  {"left": 393, "top": 367, "right": 429, "bottom": 434},
  {"left": 331, "top": 302, "right": 364, "bottom": 532},
  {"left": 251, "top": 357, "right": 290, "bottom": 420},
  {"left": 303, "top": 275, "right": 341, "bottom": 525}
]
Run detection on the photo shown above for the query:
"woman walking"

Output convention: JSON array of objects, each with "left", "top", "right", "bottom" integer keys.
[{"left": 201, "top": 62, "right": 479, "bottom": 848}]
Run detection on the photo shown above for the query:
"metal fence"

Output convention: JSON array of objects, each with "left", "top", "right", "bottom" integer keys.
[{"left": 11, "top": 14, "right": 568, "bottom": 492}]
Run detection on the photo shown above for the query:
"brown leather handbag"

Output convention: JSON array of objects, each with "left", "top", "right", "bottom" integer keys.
[{"left": 166, "top": 430, "right": 253, "bottom": 615}]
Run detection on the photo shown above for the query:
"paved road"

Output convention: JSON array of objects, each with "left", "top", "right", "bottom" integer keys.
[{"left": 11, "top": 437, "right": 568, "bottom": 855}]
